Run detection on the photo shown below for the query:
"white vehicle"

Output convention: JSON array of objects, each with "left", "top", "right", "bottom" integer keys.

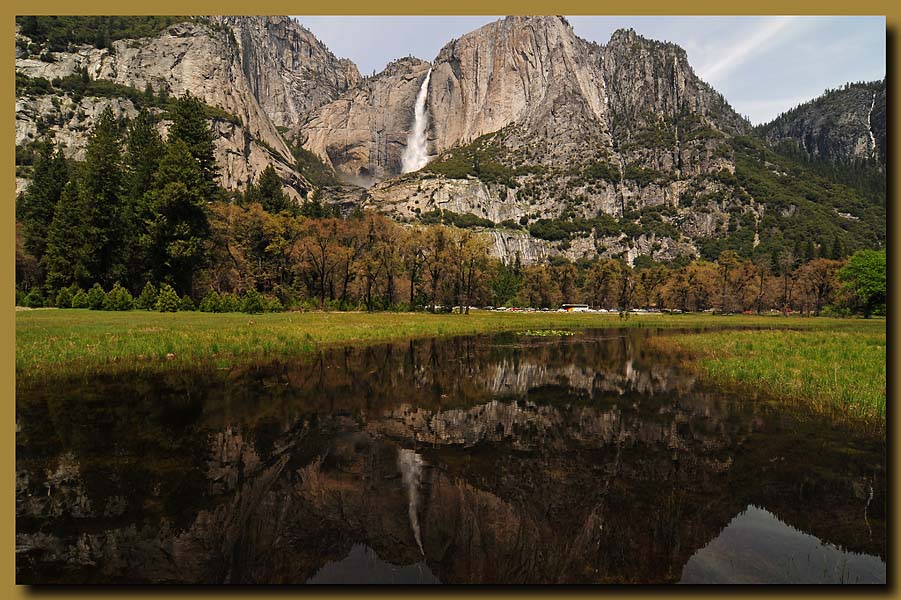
[{"left": 561, "top": 304, "right": 590, "bottom": 312}]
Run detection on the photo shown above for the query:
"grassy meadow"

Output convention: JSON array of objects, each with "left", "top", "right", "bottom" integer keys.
[
  {"left": 649, "top": 326, "right": 886, "bottom": 426},
  {"left": 16, "top": 309, "right": 885, "bottom": 425}
]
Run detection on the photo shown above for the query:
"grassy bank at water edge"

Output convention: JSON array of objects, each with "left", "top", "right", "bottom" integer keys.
[
  {"left": 649, "top": 326, "right": 886, "bottom": 426},
  {"left": 16, "top": 310, "right": 884, "bottom": 422}
]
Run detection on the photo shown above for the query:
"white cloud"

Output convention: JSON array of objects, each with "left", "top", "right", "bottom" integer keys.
[{"left": 697, "top": 17, "right": 797, "bottom": 84}]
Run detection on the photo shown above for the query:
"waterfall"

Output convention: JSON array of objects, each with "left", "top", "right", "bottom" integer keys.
[
  {"left": 397, "top": 448, "right": 426, "bottom": 555},
  {"left": 401, "top": 68, "right": 432, "bottom": 173},
  {"left": 866, "top": 92, "right": 877, "bottom": 159}
]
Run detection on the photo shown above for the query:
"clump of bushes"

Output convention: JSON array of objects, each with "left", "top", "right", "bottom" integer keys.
[
  {"left": 199, "top": 291, "right": 221, "bottom": 313},
  {"left": 103, "top": 282, "right": 134, "bottom": 311},
  {"left": 198, "top": 289, "right": 285, "bottom": 313},
  {"left": 87, "top": 283, "right": 106, "bottom": 310},
  {"left": 55, "top": 286, "right": 75, "bottom": 308},
  {"left": 31, "top": 281, "right": 289, "bottom": 314},
  {"left": 155, "top": 284, "right": 180, "bottom": 312},
  {"left": 179, "top": 294, "right": 195, "bottom": 311},
  {"left": 71, "top": 289, "right": 89, "bottom": 308},
  {"left": 135, "top": 282, "right": 158, "bottom": 310},
  {"left": 23, "top": 288, "right": 44, "bottom": 308}
]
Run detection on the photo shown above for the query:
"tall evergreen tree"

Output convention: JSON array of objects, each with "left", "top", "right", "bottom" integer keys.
[
  {"left": 45, "top": 178, "right": 92, "bottom": 290},
  {"left": 831, "top": 233, "right": 845, "bottom": 260},
  {"left": 145, "top": 139, "right": 210, "bottom": 295},
  {"left": 256, "top": 165, "right": 293, "bottom": 214},
  {"left": 168, "top": 91, "right": 218, "bottom": 199},
  {"left": 123, "top": 108, "right": 165, "bottom": 287},
  {"left": 20, "top": 141, "right": 68, "bottom": 261},
  {"left": 78, "top": 105, "right": 127, "bottom": 287}
]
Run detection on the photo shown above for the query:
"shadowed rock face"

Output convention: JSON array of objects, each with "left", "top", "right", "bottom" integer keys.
[{"left": 16, "top": 330, "right": 885, "bottom": 583}]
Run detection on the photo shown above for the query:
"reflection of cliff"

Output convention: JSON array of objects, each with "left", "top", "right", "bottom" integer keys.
[
  {"left": 369, "top": 398, "right": 747, "bottom": 455},
  {"left": 16, "top": 330, "right": 886, "bottom": 583}
]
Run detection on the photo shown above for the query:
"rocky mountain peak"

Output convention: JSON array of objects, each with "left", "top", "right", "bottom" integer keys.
[{"left": 378, "top": 56, "right": 431, "bottom": 79}]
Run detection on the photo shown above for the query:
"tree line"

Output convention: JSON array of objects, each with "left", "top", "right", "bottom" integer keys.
[{"left": 16, "top": 96, "right": 885, "bottom": 318}]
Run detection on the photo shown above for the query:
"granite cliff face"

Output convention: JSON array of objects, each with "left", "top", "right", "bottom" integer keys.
[
  {"left": 15, "top": 16, "right": 357, "bottom": 200},
  {"left": 756, "top": 80, "right": 886, "bottom": 166},
  {"left": 335, "top": 17, "right": 755, "bottom": 264},
  {"left": 300, "top": 58, "right": 431, "bottom": 185},
  {"left": 304, "top": 18, "right": 747, "bottom": 181},
  {"left": 215, "top": 16, "right": 361, "bottom": 129}
]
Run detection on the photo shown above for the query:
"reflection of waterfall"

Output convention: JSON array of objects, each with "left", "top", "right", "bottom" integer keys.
[
  {"left": 401, "top": 69, "right": 432, "bottom": 173},
  {"left": 397, "top": 448, "right": 425, "bottom": 554}
]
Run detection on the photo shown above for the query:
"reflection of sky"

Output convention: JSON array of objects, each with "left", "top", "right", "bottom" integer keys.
[
  {"left": 680, "top": 505, "right": 886, "bottom": 584},
  {"left": 293, "top": 16, "right": 885, "bottom": 125},
  {"left": 306, "top": 543, "right": 440, "bottom": 584}
]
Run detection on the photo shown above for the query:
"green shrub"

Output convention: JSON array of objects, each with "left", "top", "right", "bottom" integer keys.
[
  {"left": 179, "top": 294, "right": 195, "bottom": 311},
  {"left": 199, "top": 291, "right": 222, "bottom": 313},
  {"left": 220, "top": 292, "right": 242, "bottom": 313},
  {"left": 86, "top": 284, "right": 106, "bottom": 310},
  {"left": 820, "top": 305, "right": 851, "bottom": 318},
  {"left": 265, "top": 296, "right": 284, "bottom": 313},
  {"left": 23, "top": 288, "right": 44, "bottom": 308},
  {"left": 103, "top": 282, "right": 134, "bottom": 311},
  {"left": 155, "top": 284, "right": 180, "bottom": 312},
  {"left": 71, "top": 289, "right": 89, "bottom": 308},
  {"left": 135, "top": 281, "right": 158, "bottom": 310},
  {"left": 55, "top": 286, "right": 73, "bottom": 308},
  {"left": 16, "top": 289, "right": 26, "bottom": 307},
  {"left": 241, "top": 288, "right": 264, "bottom": 314}
]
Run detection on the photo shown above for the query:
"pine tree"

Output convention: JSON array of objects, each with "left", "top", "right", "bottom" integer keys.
[
  {"left": 123, "top": 108, "right": 165, "bottom": 287},
  {"left": 55, "top": 286, "right": 73, "bottom": 308},
  {"left": 135, "top": 281, "right": 158, "bottom": 310},
  {"left": 199, "top": 291, "right": 222, "bottom": 312},
  {"left": 168, "top": 91, "right": 218, "bottom": 199},
  {"left": 87, "top": 283, "right": 106, "bottom": 310},
  {"left": 804, "top": 239, "right": 816, "bottom": 262},
  {"left": 831, "top": 234, "right": 844, "bottom": 260},
  {"left": 78, "top": 106, "right": 127, "bottom": 287},
  {"left": 145, "top": 139, "right": 210, "bottom": 295},
  {"left": 125, "top": 109, "right": 164, "bottom": 204},
  {"left": 45, "top": 179, "right": 92, "bottom": 290},
  {"left": 256, "top": 165, "right": 293, "bottom": 214},
  {"left": 20, "top": 141, "right": 68, "bottom": 260},
  {"left": 155, "top": 283, "right": 180, "bottom": 312}
]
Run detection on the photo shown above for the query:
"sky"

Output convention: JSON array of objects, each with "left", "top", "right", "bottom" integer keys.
[{"left": 293, "top": 15, "right": 885, "bottom": 125}]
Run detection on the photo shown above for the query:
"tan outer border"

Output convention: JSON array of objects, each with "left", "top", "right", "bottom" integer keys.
[{"left": 4, "top": 2, "right": 897, "bottom": 596}]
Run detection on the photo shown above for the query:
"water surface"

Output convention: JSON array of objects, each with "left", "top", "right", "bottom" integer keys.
[{"left": 16, "top": 329, "right": 886, "bottom": 584}]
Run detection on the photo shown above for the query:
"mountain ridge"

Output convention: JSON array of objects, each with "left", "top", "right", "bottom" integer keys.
[{"left": 14, "top": 15, "right": 886, "bottom": 267}]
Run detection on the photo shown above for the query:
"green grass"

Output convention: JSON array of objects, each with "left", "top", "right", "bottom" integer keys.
[
  {"left": 16, "top": 310, "right": 884, "bottom": 410},
  {"left": 650, "top": 325, "right": 886, "bottom": 427}
]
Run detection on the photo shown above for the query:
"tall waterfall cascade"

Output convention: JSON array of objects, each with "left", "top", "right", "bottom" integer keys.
[
  {"left": 401, "top": 68, "right": 432, "bottom": 173},
  {"left": 866, "top": 92, "right": 877, "bottom": 159}
]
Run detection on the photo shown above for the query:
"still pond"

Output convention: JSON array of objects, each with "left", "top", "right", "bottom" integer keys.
[{"left": 16, "top": 329, "right": 886, "bottom": 584}]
